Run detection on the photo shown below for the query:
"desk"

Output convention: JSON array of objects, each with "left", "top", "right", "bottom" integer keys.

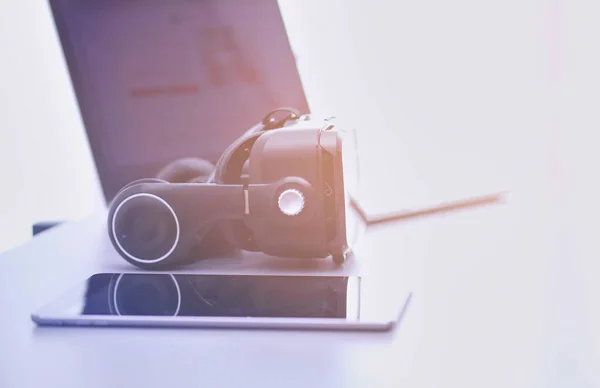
[{"left": 0, "top": 177, "right": 596, "bottom": 388}]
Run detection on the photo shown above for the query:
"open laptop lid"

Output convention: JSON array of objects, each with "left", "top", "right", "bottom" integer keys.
[{"left": 49, "top": 0, "right": 309, "bottom": 203}]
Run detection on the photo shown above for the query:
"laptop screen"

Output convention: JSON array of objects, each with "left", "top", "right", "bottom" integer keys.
[{"left": 49, "top": 0, "right": 309, "bottom": 202}]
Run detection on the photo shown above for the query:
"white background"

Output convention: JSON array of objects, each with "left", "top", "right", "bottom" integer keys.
[
  {"left": 0, "top": 0, "right": 598, "bottom": 251},
  {"left": 0, "top": 0, "right": 103, "bottom": 252}
]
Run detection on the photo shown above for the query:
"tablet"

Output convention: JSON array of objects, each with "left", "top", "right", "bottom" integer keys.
[{"left": 32, "top": 273, "right": 411, "bottom": 331}]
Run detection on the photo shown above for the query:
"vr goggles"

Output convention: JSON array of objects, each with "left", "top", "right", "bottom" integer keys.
[{"left": 107, "top": 108, "right": 364, "bottom": 269}]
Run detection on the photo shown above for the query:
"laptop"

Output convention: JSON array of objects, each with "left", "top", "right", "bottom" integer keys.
[{"left": 49, "top": 0, "right": 309, "bottom": 203}]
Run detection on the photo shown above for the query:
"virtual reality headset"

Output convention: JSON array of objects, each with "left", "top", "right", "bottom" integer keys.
[{"left": 107, "top": 108, "right": 363, "bottom": 269}]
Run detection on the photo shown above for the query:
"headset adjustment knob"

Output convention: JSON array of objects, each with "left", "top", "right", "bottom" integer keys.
[{"left": 278, "top": 189, "right": 305, "bottom": 216}]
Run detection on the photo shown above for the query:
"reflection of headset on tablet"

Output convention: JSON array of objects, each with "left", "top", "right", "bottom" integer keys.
[
  {"left": 107, "top": 108, "right": 363, "bottom": 269},
  {"left": 80, "top": 273, "right": 182, "bottom": 316},
  {"left": 108, "top": 274, "right": 182, "bottom": 316},
  {"left": 82, "top": 273, "right": 352, "bottom": 318}
]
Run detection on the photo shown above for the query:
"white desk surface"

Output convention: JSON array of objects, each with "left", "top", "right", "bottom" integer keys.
[{"left": 2, "top": 178, "right": 595, "bottom": 388}]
